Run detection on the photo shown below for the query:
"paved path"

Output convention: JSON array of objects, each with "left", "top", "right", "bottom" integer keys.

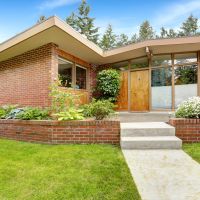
[{"left": 123, "top": 150, "right": 200, "bottom": 200}]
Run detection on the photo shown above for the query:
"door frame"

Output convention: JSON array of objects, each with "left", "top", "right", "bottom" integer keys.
[{"left": 129, "top": 69, "right": 150, "bottom": 112}]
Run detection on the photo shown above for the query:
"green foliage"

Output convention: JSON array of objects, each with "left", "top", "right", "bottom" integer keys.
[
  {"left": 99, "top": 24, "right": 117, "bottom": 50},
  {"left": 16, "top": 107, "right": 49, "bottom": 120},
  {"left": 66, "top": 0, "right": 99, "bottom": 44},
  {"left": 175, "top": 97, "right": 200, "bottom": 118},
  {"left": 116, "top": 33, "right": 129, "bottom": 47},
  {"left": 82, "top": 99, "right": 115, "bottom": 120},
  {"left": 180, "top": 14, "right": 199, "bottom": 36},
  {"left": 97, "top": 69, "right": 120, "bottom": 102},
  {"left": 0, "top": 105, "right": 17, "bottom": 119},
  {"left": 49, "top": 80, "right": 79, "bottom": 113},
  {"left": 139, "top": 20, "right": 155, "bottom": 41},
  {"left": 54, "top": 108, "right": 84, "bottom": 121}
]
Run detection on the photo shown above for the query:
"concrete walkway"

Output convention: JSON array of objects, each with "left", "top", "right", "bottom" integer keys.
[{"left": 123, "top": 150, "right": 200, "bottom": 200}]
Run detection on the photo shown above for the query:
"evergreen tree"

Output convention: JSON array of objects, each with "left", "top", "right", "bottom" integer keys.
[
  {"left": 130, "top": 33, "right": 138, "bottom": 43},
  {"left": 179, "top": 15, "right": 199, "bottom": 36},
  {"left": 160, "top": 27, "right": 168, "bottom": 38},
  {"left": 99, "top": 24, "right": 117, "bottom": 50},
  {"left": 116, "top": 33, "right": 129, "bottom": 47},
  {"left": 167, "top": 29, "right": 177, "bottom": 38},
  {"left": 139, "top": 20, "right": 155, "bottom": 41},
  {"left": 66, "top": 12, "right": 79, "bottom": 31},
  {"left": 37, "top": 16, "right": 46, "bottom": 24},
  {"left": 66, "top": 0, "right": 99, "bottom": 44}
]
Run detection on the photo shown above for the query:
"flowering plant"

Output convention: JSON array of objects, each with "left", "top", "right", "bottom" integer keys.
[{"left": 175, "top": 96, "right": 200, "bottom": 118}]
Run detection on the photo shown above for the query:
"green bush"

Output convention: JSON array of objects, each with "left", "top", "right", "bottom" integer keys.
[
  {"left": 175, "top": 97, "right": 200, "bottom": 118},
  {"left": 16, "top": 107, "right": 49, "bottom": 120},
  {"left": 54, "top": 108, "right": 84, "bottom": 121},
  {"left": 0, "top": 105, "right": 17, "bottom": 119},
  {"left": 49, "top": 80, "right": 79, "bottom": 113},
  {"left": 97, "top": 69, "right": 120, "bottom": 102},
  {"left": 82, "top": 99, "right": 115, "bottom": 120}
]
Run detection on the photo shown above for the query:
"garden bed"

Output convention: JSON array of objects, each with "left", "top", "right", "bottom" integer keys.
[
  {"left": 169, "top": 118, "right": 200, "bottom": 143},
  {"left": 0, "top": 119, "right": 120, "bottom": 145}
]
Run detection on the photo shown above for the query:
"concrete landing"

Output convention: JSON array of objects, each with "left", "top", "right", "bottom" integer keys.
[
  {"left": 123, "top": 150, "right": 200, "bottom": 200},
  {"left": 119, "top": 112, "right": 172, "bottom": 122}
]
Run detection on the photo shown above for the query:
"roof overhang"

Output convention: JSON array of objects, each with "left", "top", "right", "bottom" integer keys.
[{"left": 1, "top": 16, "right": 200, "bottom": 65}]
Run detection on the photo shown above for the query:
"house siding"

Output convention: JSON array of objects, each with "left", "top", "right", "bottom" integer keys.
[{"left": 0, "top": 43, "right": 58, "bottom": 107}]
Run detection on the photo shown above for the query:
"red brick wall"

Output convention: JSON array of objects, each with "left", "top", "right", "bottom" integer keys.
[
  {"left": 0, "top": 43, "right": 58, "bottom": 107},
  {"left": 0, "top": 120, "right": 120, "bottom": 145},
  {"left": 169, "top": 118, "right": 200, "bottom": 143}
]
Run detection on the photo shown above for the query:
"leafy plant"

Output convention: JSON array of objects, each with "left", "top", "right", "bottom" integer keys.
[
  {"left": 16, "top": 107, "right": 49, "bottom": 120},
  {"left": 175, "top": 96, "right": 200, "bottom": 118},
  {"left": 0, "top": 105, "right": 18, "bottom": 119},
  {"left": 82, "top": 99, "right": 115, "bottom": 120},
  {"left": 49, "top": 80, "right": 80, "bottom": 113},
  {"left": 97, "top": 69, "right": 120, "bottom": 102},
  {"left": 54, "top": 108, "right": 84, "bottom": 121}
]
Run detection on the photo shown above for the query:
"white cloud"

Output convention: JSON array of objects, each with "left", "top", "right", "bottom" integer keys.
[
  {"left": 39, "top": 0, "right": 80, "bottom": 10},
  {"left": 153, "top": 0, "right": 200, "bottom": 27}
]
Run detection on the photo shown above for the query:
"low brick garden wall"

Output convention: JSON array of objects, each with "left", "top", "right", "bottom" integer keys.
[
  {"left": 0, "top": 120, "right": 120, "bottom": 145},
  {"left": 169, "top": 118, "right": 200, "bottom": 143}
]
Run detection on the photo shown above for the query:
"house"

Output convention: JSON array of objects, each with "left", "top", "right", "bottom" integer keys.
[{"left": 0, "top": 16, "right": 199, "bottom": 112}]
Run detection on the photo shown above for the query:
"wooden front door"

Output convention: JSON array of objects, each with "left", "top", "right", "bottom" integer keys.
[
  {"left": 116, "top": 71, "right": 128, "bottom": 110},
  {"left": 130, "top": 70, "right": 149, "bottom": 111}
]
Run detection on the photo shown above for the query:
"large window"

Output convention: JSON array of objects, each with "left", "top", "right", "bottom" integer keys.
[
  {"left": 131, "top": 57, "right": 148, "bottom": 69},
  {"left": 174, "top": 53, "right": 198, "bottom": 107},
  {"left": 58, "top": 58, "right": 73, "bottom": 87},
  {"left": 58, "top": 58, "right": 88, "bottom": 90},
  {"left": 76, "top": 65, "right": 87, "bottom": 89},
  {"left": 151, "top": 67, "right": 172, "bottom": 109}
]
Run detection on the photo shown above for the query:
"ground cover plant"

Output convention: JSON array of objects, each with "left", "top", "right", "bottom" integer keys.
[{"left": 0, "top": 139, "right": 141, "bottom": 200}]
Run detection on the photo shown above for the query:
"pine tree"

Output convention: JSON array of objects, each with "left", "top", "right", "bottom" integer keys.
[
  {"left": 139, "top": 20, "right": 155, "bottom": 41},
  {"left": 116, "top": 33, "right": 129, "bottom": 47},
  {"left": 160, "top": 27, "right": 168, "bottom": 38},
  {"left": 66, "top": 0, "right": 99, "bottom": 44},
  {"left": 179, "top": 15, "right": 199, "bottom": 36},
  {"left": 167, "top": 29, "right": 177, "bottom": 38},
  {"left": 66, "top": 12, "right": 79, "bottom": 31},
  {"left": 99, "top": 24, "right": 117, "bottom": 50},
  {"left": 130, "top": 33, "right": 138, "bottom": 43},
  {"left": 37, "top": 16, "right": 46, "bottom": 24}
]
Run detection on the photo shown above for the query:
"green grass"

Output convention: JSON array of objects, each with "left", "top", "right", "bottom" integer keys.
[
  {"left": 183, "top": 143, "right": 200, "bottom": 163},
  {"left": 0, "top": 139, "right": 140, "bottom": 200}
]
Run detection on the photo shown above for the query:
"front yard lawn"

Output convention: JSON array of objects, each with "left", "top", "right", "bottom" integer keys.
[
  {"left": 0, "top": 139, "right": 140, "bottom": 200},
  {"left": 183, "top": 143, "right": 200, "bottom": 163}
]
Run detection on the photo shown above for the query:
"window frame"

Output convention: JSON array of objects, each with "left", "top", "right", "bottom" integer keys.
[{"left": 58, "top": 57, "right": 88, "bottom": 90}]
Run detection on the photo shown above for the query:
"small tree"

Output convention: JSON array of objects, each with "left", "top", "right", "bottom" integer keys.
[
  {"left": 116, "top": 33, "right": 129, "bottom": 47},
  {"left": 139, "top": 20, "right": 155, "bottom": 41},
  {"left": 179, "top": 15, "right": 199, "bottom": 36},
  {"left": 97, "top": 69, "right": 120, "bottom": 102},
  {"left": 99, "top": 24, "right": 117, "bottom": 50}
]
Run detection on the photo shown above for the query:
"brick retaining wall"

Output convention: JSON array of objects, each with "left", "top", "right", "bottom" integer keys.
[
  {"left": 0, "top": 120, "right": 120, "bottom": 145},
  {"left": 169, "top": 118, "right": 200, "bottom": 143}
]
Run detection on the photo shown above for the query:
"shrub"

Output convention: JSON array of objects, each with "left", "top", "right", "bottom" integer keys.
[
  {"left": 0, "top": 105, "right": 18, "bottom": 119},
  {"left": 49, "top": 80, "right": 80, "bottom": 113},
  {"left": 54, "top": 108, "right": 84, "bottom": 121},
  {"left": 175, "top": 97, "right": 200, "bottom": 118},
  {"left": 83, "top": 99, "right": 115, "bottom": 120},
  {"left": 97, "top": 69, "right": 120, "bottom": 102},
  {"left": 16, "top": 107, "right": 49, "bottom": 120}
]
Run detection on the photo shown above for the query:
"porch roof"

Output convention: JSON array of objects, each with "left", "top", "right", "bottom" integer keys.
[{"left": 1, "top": 16, "right": 200, "bottom": 65}]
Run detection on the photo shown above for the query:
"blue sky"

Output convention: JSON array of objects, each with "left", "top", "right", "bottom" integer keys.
[{"left": 1, "top": 0, "right": 200, "bottom": 42}]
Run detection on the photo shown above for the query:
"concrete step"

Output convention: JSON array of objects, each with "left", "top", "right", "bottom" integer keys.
[
  {"left": 121, "top": 122, "right": 175, "bottom": 137},
  {"left": 121, "top": 136, "right": 182, "bottom": 150},
  {"left": 119, "top": 112, "right": 173, "bottom": 122}
]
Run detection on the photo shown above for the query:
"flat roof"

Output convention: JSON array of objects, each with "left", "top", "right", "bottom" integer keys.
[{"left": 1, "top": 16, "right": 200, "bottom": 64}]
